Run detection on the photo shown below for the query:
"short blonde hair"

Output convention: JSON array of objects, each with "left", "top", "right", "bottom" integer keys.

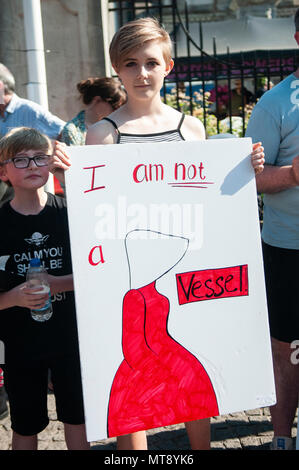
[
  {"left": 109, "top": 17, "right": 173, "bottom": 69},
  {"left": 0, "top": 127, "right": 52, "bottom": 164}
]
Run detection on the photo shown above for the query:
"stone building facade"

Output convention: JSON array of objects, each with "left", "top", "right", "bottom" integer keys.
[{"left": 0, "top": 0, "right": 108, "bottom": 122}]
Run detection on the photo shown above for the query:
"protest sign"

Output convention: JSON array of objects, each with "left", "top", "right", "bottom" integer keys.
[{"left": 65, "top": 138, "right": 275, "bottom": 441}]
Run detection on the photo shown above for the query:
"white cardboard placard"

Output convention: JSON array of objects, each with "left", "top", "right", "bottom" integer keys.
[{"left": 65, "top": 138, "right": 275, "bottom": 442}]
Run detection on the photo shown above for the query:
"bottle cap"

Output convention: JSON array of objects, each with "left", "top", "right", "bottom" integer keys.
[{"left": 29, "top": 258, "right": 41, "bottom": 267}]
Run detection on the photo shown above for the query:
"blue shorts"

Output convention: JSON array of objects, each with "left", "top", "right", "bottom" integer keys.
[{"left": 2, "top": 350, "right": 85, "bottom": 436}]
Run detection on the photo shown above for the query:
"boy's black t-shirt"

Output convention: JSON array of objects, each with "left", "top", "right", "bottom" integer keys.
[{"left": 0, "top": 193, "right": 79, "bottom": 362}]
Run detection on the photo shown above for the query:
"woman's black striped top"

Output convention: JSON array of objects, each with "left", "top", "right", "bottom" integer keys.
[{"left": 102, "top": 114, "right": 185, "bottom": 144}]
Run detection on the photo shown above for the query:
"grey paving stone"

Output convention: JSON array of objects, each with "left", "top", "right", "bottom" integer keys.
[
  {"left": 0, "top": 393, "right": 297, "bottom": 451},
  {"left": 223, "top": 438, "right": 242, "bottom": 449}
]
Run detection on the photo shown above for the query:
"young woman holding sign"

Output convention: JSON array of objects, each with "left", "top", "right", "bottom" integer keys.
[{"left": 56, "top": 17, "right": 265, "bottom": 451}]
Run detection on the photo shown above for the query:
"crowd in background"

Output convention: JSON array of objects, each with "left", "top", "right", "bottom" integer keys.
[{"left": 0, "top": 7, "right": 298, "bottom": 451}]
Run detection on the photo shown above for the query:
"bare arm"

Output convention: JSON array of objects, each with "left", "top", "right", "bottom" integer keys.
[
  {"left": 47, "top": 274, "right": 74, "bottom": 295},
  {"left": 0, "top": 274, "right": 74, "bottom": 311},
  {"left": 181, "top": 115, "right": 206, "bottom": 141},
  {"left": 256, "top": 156, "right": 299, "bottom": 193},
  {"left": 86, "top": 120, "right": 117, "bottom": 145},
  {"left": 0, "top": 283, "right": 48, "bottom": 310}
]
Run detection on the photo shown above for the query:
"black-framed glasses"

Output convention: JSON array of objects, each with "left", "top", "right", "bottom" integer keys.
[{"left": 1, "top": 154, "right": 52, "bottom": 169}]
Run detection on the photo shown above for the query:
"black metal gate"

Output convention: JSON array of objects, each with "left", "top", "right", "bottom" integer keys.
[{"left": 108, "top": 1, "right": 298, "bottom": 136}]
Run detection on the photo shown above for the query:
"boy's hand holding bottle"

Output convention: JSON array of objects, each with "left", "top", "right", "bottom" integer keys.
[{"left": 5, "top": 282, "right": 49, "bottom": 311}]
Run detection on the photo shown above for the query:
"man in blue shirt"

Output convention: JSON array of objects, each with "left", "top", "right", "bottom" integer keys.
[
  {"left": 245, "top": 9, "right": 299, "bottom": 451},
  {"left": 0, "top": 63, "right": 65, "bottom": 140},
  {"left": 0, "top": 63, "right": 65, "bottom": 203}
]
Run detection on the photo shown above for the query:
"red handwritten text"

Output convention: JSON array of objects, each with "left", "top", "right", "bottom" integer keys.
[
  {"left": 83, "top": 165, "right": 106, "bottom": 193},
  {"left": 133, "top": 164, "right": 164, "bottom": 183},
  {"left": 174, "top": 162, "right": 206, "bottom": 181},
  {"left": 132, "top": 161, "right": 212, "bottom": 189},
  {"left": 176, "top": 265, "right": 248, "bottom": 305},
  {"left": 88, "top": 245, "right": 105, "bottom": 266}
]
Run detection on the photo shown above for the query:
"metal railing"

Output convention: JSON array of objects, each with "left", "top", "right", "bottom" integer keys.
[{"left": 108, "top": 0, "right": 298, "bottom": 136}]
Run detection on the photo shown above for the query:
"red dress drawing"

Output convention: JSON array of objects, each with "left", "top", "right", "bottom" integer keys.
[{"left": 107, "top": 281, "right": 219, "bottom": 437}]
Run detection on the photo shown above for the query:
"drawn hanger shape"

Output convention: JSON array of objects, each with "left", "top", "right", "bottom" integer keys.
[{"left": 124, "top": 229, "right": 189, "bottom": 289}]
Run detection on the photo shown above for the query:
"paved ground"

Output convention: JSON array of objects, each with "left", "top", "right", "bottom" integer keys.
[{"left": 0, "top": 393, "right": 297, "bottom": 451}]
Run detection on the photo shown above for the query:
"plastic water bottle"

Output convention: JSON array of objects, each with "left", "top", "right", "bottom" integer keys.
[{"left": 26, "top": 258, "right": 53, "bottom": 322}]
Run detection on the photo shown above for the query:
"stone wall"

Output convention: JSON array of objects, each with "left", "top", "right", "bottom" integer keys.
[{"left": 0, "top": 0, "right": 107, "bottom": 122}]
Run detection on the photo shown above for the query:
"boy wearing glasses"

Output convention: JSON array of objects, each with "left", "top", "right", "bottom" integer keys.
[{"left": 0, "top": 127, "right": 89, "bottom": 450}]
